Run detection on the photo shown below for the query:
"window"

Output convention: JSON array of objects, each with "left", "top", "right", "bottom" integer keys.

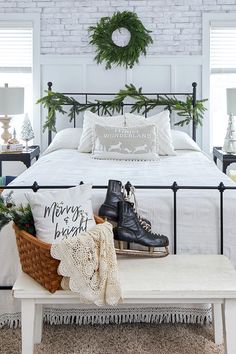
[
  {"left": 0, "top": 24, "right": 32, "bottom": 144},
  {"left": 0, "top": 14, "right": 40, "bottom": 146},
  {"left": 210, "top": 25, "right": 236, "bottom": 147},
  {"left": 210, "top": 27, "right": 236, "bottom": 69},
  {"left": 0, "top": 26, "right": 32, "bottom": 68}
]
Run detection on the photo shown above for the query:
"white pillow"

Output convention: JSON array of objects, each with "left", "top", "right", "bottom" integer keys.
[
  {"left": 43, "top": 128, "right": 83, "bottom": 156},
  {"left": 125, "top": 110, "right": 176, "bottom": 156},
  {"left": 171, "top": 130, "right": 201, "bottom": 151},
  {"left": 92, "top": 124, "right": 159, "bottom": 161},
  {"left": 78, "top": 111, "right": 124, "bottom": 153},
  {"left": 26, "top": 184, "right": 96, "bottom": 244}
]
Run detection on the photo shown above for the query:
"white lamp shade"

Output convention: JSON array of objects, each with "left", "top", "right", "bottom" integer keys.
[
  {"left": 227, "top": 88, "right": 236, "bottom": 115},
  {"left": 0, "top": 86, "right": 24, "bottom": 115}
]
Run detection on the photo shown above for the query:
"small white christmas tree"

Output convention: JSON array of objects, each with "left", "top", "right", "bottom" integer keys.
[{"left": 21, "top": 113, "right": 34, "bottom": 150}]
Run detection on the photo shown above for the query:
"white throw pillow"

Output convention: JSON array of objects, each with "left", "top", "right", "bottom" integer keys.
[
  {"left": 125, "top": 111, "right": 176, "bottom": 155},
  {"left": 171, "top": 130, "right": 201, "bottom": 151},
  {"left": 92, "top": 124, "right": 159, "bottom": 161},
  {"left": 78, "top": 111, "right": 124, "bottom": 153},
  {"left": 26, "top": 184, "right": 96, "bottom": 244},
  {"left": 43, "top": 128, "right": 83, "bottom": 156}
]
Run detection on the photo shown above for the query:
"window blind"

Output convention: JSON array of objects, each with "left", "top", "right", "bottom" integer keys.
[
  {"left": 210, "top": 27, "right": 236, "bottom": 69},
  {"left": 0, "top": 27, "right": 32, "bottom": 68}
]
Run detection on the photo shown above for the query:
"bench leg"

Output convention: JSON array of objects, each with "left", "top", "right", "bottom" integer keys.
[
  {"left": 21, "top": 299, "right": 35, "bottom": 354},
  {"left": 34, "top": 305, "right": 43, "bottom": 344},
  {"left": 212, "top": 303, "right": 223, "bottom": 345},
  {"left": 223, "top": 299, "right": 236, "bottom": 354}
]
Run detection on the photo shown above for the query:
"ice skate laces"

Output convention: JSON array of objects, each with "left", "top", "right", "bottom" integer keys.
[{"left": 123, "top": 184, "right": 151, "bottom": 230}]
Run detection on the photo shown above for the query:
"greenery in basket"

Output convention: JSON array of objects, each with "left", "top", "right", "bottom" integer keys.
[
  {"left": 37, "top": 84, "right": 207, "bottom": 133},
  {"left": 0, "top": 192, "right": 36, "bottom": 235},
  {"left": 88, "top": 11, "right": 153, "bottom": 69}
]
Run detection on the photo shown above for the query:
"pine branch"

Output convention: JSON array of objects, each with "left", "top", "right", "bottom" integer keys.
[
  {"left": 37, "top": 85, "right": 207, "bottom": 132},
  {"left": 0, "top": 196, "right": 36, "bottom": 235}
]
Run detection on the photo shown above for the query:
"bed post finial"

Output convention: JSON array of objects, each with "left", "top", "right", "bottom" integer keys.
[
  {"left": 192, "top": 82, "right": 197, "bottom": 142},
  {"left": 47, "top": 82, "right": 52, "bottom": 91},
  {"left": 125, "top": 181, "right": 132, "bottom": 197}
]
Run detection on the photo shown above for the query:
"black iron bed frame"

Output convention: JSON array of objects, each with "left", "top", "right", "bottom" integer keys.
[
  {"left": 1, "top": 81, "right": 236, "bottom": 291},
  {"left": 47, "top": 81, "right": 198, "bottom": 144}
]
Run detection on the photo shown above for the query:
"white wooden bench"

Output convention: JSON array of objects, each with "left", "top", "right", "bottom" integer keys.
[{"left": 13, "top": 255, "right": 236, "bottom": 354}]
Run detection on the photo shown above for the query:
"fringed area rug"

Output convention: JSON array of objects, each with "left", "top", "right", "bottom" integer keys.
[{"left": 1, "top": 323, "right": 223, "bottom": 354}]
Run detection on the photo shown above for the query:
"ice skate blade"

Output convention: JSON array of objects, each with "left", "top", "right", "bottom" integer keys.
[{"left": 115, "top": 246, "right": 169, "bottom": 258}]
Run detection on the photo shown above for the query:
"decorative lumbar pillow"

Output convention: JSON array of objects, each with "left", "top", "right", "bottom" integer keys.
[
  {"left": 43, "top": 128, "right": 83, "bottom": 156},
  {"left": 26, "top": 184, "right": 96, "bottom": 244},
  {"left": 92, "top": 124, "right": 159, "bottom": 160},
  {"left": 171, "top": 130, "right": 201, "bottom": 151},
  {"left": 125, "top": 110, "right": 176, "bottom": 156},
  {"left": 78, "top": 111, "right": 124, "bottom": 153}
]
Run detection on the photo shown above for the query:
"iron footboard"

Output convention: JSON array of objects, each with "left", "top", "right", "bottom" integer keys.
[{"left": 0, "top": 181, "right": 234, "bottom": 290}]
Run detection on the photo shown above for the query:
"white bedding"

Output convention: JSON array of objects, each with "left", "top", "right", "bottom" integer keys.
[
  {"left": 1, "top": 148, "right": 236, "bottom": 326},
  {"left": 2, "top": 148, "right": 236, "bottom": 283}
]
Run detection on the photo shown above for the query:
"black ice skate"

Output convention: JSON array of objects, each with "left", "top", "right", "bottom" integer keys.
[
  {"left": 98, "top": 179, "right": 151, "bottom": 229},
  {"left": 114, "top": 201, "right": 169, "bottom": 258}
]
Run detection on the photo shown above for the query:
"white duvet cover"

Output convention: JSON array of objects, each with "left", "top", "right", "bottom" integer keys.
[{"left": 1, "top": 149, "right": 236, "bottom": 327}]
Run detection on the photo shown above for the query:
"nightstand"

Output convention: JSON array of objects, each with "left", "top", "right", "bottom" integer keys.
[
  {"left": 213, "top": 146, "right": 236, "bottom": 173},
  {"left": 0, "top": 145, "right": 40, "bottom": 177}
]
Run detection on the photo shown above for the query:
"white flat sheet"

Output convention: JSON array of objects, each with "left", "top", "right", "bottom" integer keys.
[{"left": 1, "top": 148, "right": 236, "bottom": 286}]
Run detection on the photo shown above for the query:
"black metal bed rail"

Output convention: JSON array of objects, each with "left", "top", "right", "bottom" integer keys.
[{"left": 1, "top": 181, "right": 233, "bottom": 290}]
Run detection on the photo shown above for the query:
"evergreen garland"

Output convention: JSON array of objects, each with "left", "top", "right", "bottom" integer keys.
[
  {"left": 89, "top": 11, "right": 153, "bottom": 69},
  {"left": 0, "top": 193, "right": 35, "bottom": 235},
  {"left": 37, "top": 84, "right": 207, "bottom": 133}
]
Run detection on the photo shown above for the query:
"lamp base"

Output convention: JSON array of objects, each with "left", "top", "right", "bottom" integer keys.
[
  {"left": 0, "top": 115, "right": 12, "bottom": 144},
  {"left": 24, "top": 140, "right": 29, "bottom": 151}
]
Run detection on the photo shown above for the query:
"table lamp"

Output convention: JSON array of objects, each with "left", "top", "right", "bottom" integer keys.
[
  {"left": 0, "top": 83, "right": 24, "bottom": 144},
  {"left": 223, "top": 88, "right": 236, "bottom": 153}
]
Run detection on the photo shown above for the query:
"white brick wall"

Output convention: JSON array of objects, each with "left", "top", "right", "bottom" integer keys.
[{"left": 1, "top": 0, "right": 236, "bottom": 55}]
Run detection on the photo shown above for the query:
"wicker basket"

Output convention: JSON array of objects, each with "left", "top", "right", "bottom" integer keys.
[{"left": 13, "top": 215, "right": 104, "bottom": 293}]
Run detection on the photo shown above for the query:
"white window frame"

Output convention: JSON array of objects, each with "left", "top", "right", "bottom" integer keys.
[
  {"left": 202, "top": 13, "right": 236, "bottom": 153},
  {"left": 0, "top": 13, "right": 40, "bottom": 146}
]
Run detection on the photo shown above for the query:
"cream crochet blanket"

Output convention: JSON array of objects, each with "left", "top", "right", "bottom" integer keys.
[{"left": 50, "top": 221, "right": 122, "bottom": 306}]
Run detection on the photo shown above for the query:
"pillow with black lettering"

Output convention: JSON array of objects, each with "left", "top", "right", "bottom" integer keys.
[{"left": 26, "top": 184, "right": 96, "bottom": 244}]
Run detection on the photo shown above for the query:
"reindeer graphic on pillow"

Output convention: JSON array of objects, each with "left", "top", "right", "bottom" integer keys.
[{"left": 93, "top": 124, "right": 157, "bottom": 157}]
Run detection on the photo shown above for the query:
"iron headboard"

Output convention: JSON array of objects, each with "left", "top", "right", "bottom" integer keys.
[{"left": 46, "top": 81, "right": 197, "bottom": 146}]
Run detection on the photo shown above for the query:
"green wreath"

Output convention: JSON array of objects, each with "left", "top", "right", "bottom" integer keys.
[{"left": 89, "top": 11, "right": 153, "bottom": 69}]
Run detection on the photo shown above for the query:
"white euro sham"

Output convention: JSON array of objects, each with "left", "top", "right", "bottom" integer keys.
[
  {"left": 43, "top": 128, "right": 83, "bottom": 155},
  {"left": 171, "top": 130, "right": 201, "bottom": 151},
  {"left": 78, "top": 111, "right": 124, "bottom": 153},
  {"left": 125, "top": 110, "right": 176, "bottom": 156}
]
